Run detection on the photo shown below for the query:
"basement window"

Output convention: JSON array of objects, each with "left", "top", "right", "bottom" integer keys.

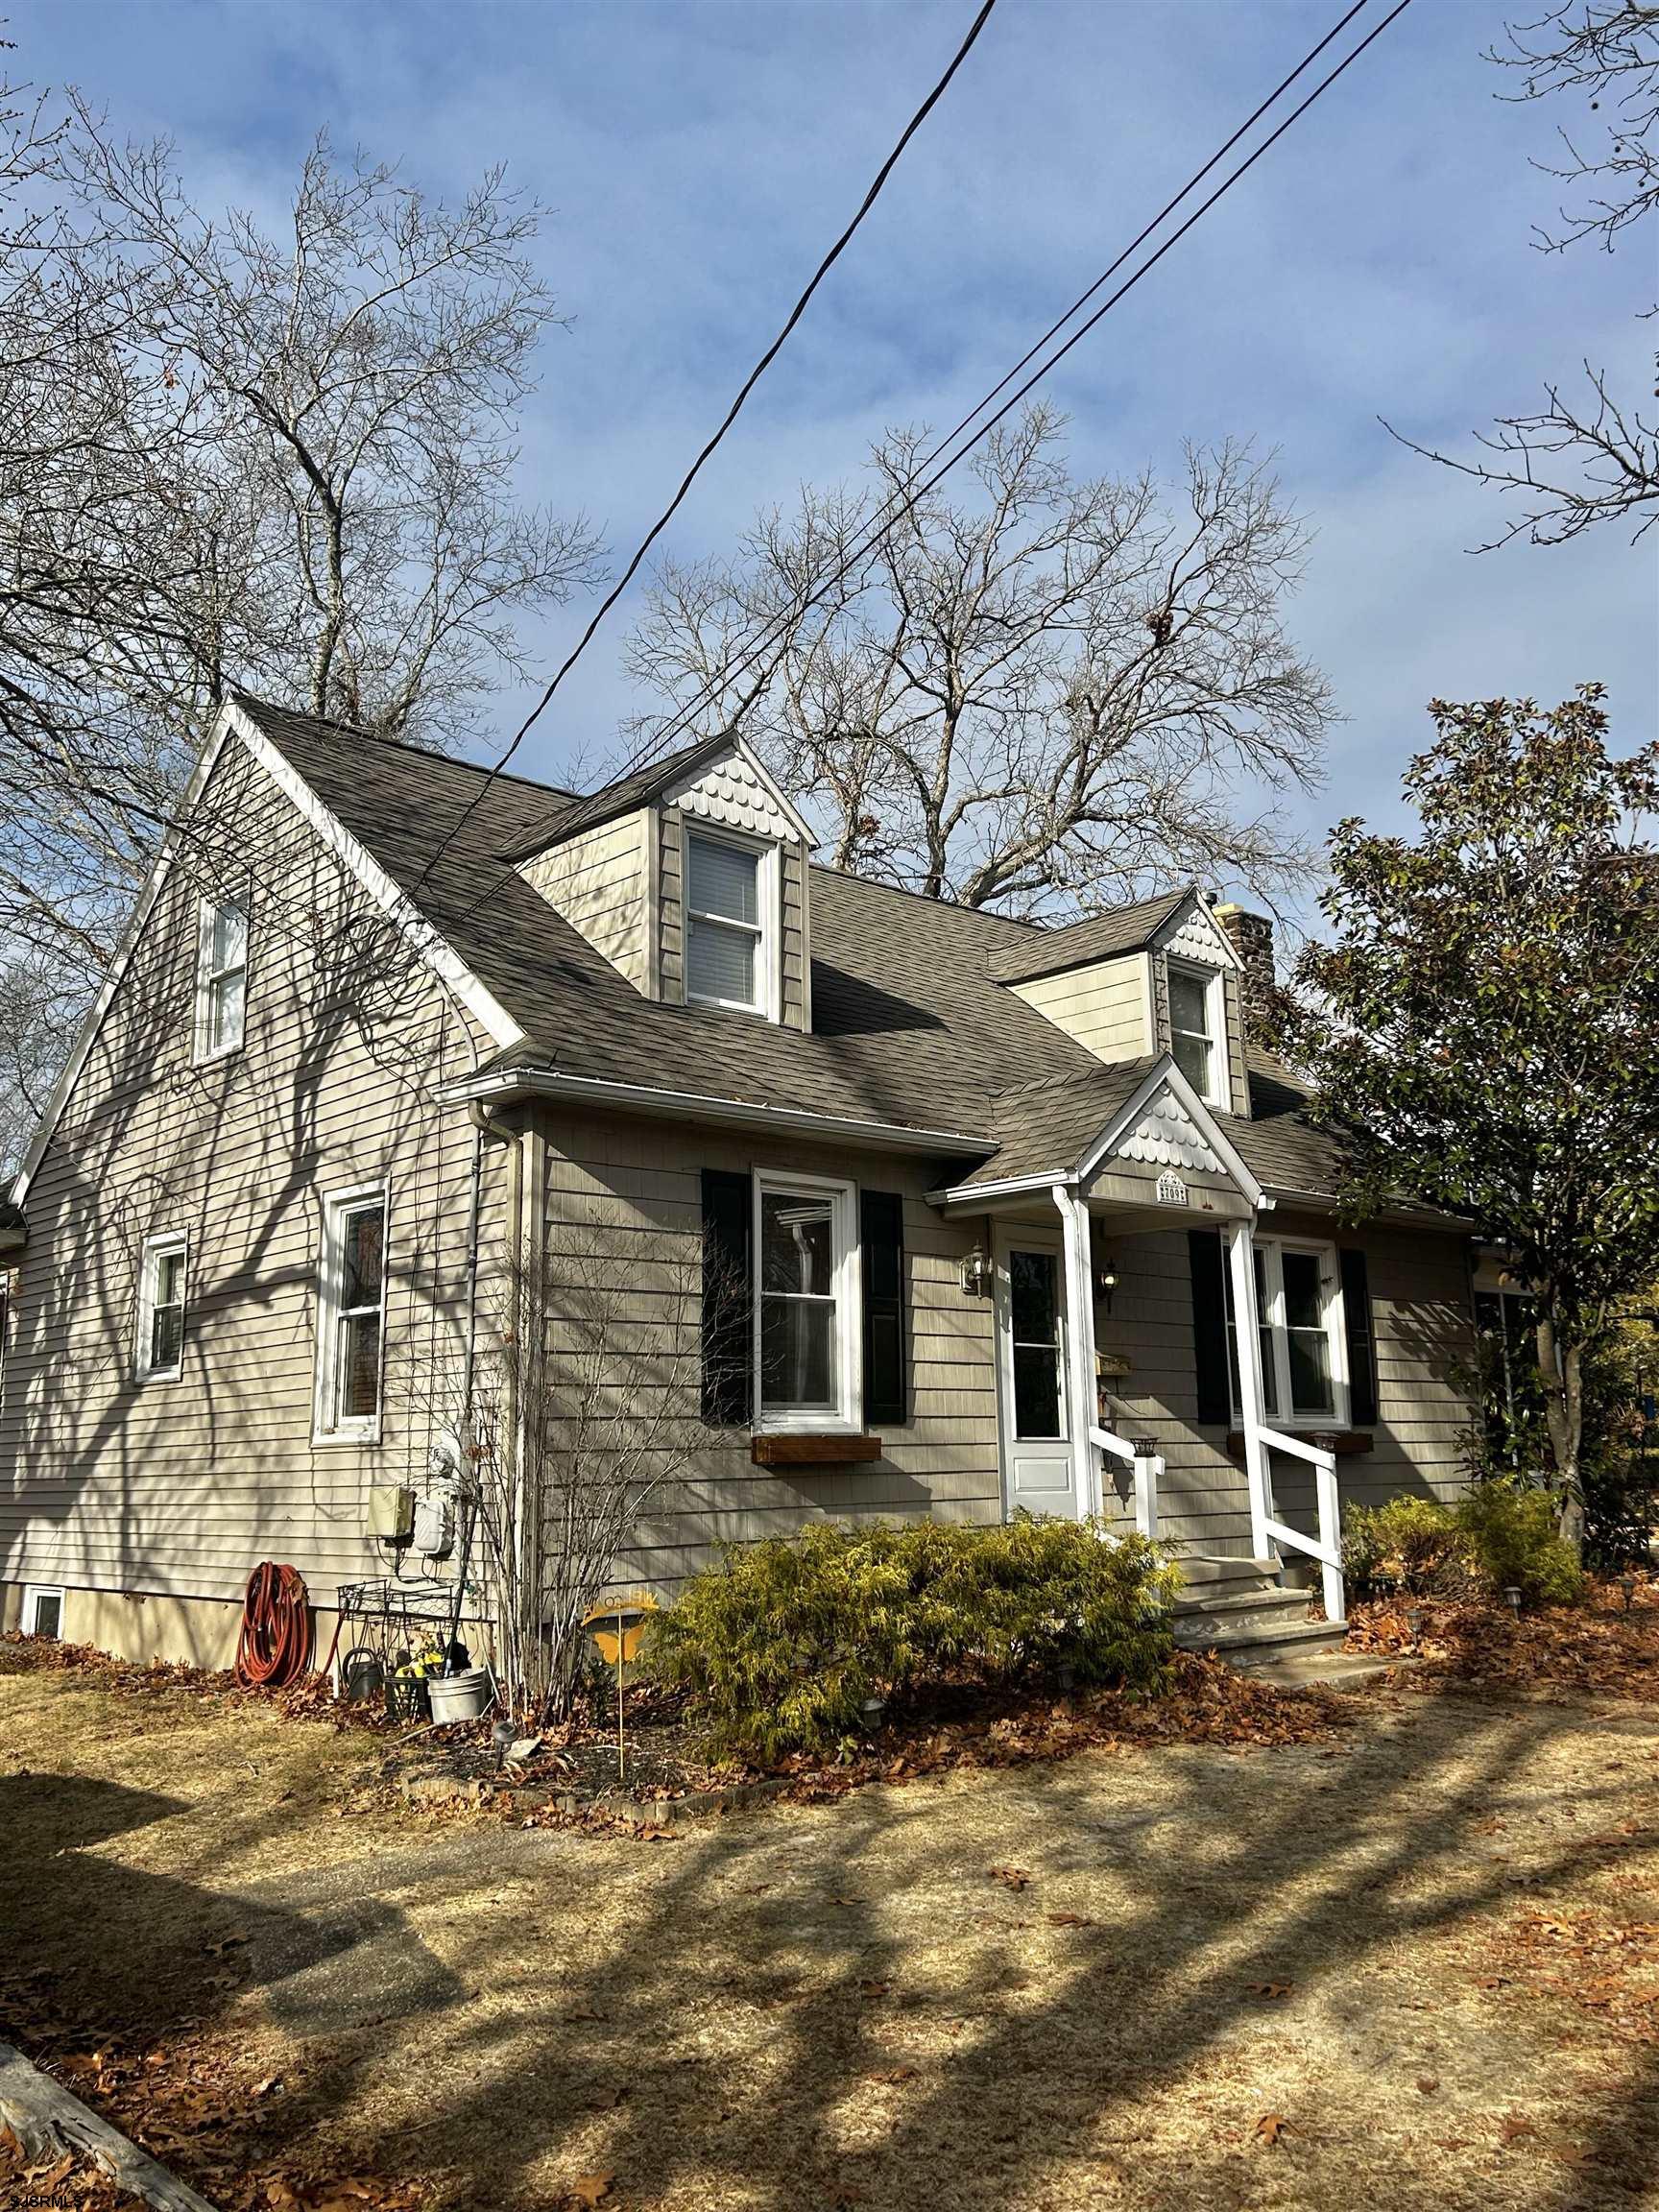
[{"left": 22, "top": 1585, "right": 62, "bottom": 1639}]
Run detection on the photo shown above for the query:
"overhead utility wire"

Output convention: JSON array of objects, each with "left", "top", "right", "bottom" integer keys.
[
  {"left": 413, "top": 0, "right": 1000, "bottom": 889},
  {"left": 599, "top": 0, "right": 1412, "bottom": 794}
]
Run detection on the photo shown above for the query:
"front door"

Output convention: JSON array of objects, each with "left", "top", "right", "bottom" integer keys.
[{"left": 994, "top": 1225, "right": 1082, "bottom": 1520}]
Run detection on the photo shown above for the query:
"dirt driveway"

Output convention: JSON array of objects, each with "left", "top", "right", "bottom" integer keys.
[{"left": 3, "top": 1664, "right": 1658, "bottom": 2211}]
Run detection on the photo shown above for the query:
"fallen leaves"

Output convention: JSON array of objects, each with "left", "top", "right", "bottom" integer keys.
[
  {"left": 988, "top": 1865, "right": 1033, "bottom": 1890},
  {"left": 564, "top": 2176, "right": 615, "bottom": 2209},
  {"left": 1246, "top": 1980, "right": 1294, "bottom": 2000},
  {"left": 1046, "top": 1911, "right": 1094, "bottom": 1929},
  {"left": 1254, "top": 2112, "right": 1297, "bottom": 2147},
  {"left": 1346, "top": 1579, "right": 1659, "bottom": 1702}
]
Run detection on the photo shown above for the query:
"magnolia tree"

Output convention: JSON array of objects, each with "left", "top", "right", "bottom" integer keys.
[{"left": 1289, "top": 686, "right": 1659, "bottom": 1551}]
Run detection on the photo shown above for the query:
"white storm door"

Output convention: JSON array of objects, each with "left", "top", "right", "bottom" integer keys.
[{"left": 994, "top": 1226, "right": 1081, "bottom": 1519}]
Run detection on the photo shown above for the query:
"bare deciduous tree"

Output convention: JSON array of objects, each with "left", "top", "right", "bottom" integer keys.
[
  {"left": 464, "top": 1232, "right": 702, "bottom": 1723},
  {"left": 1392, "top": 3, "right": 1659, "bottom": 545},
  {"left": 0, "top": 67, "right": 601, "bottom": 1162},
  {"left": 626, "top": 407, "right": 1333, "bottom": 914}
]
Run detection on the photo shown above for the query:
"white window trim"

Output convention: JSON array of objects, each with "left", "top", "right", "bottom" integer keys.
[
  {"left": 684, "top": 824, "right": 781, "bottom": 1022},
  {"left": 1166, "top": 956, "right": 1227, "bottom": 1108},
  {"left": 1227, "top": 1235, "right": 1351, "bottom": 1428},
  {"left": 21, "top": 1584, "right": 64, "bottom": 1638},
  {"left": 134, "top": 1230, "right": 189, "bottom": 1384},
  {"left": 313, "top": 1184, "right": 389, "bottom": 1446},
  {"left": 751, "top": 1168, "right": 862, "bottom": 1433},
  {"left": 193, "top": 894, "right": 249, "bottom": 1064}
]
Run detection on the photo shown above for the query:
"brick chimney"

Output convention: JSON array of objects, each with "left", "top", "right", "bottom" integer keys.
[{"left": 1211, "top": 902, "right": 1275, "bottom": 990}]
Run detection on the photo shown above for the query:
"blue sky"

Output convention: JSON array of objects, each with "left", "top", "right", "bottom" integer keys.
[{"left": 17, "top": 0, "right": 1656, "bottom": 919}]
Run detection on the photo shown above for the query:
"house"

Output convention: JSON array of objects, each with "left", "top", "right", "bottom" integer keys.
[{"left": 0, "top": 694, "right": 1479, "bottom": 1671}]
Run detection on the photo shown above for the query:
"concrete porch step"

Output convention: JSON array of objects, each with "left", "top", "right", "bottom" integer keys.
[
  {"left": 1174, "top": 1613, "right": 1344, "bottom": 1661},
  {"left": 1171, "top": 1584, "right": 1314, "bottom": 1641},
  {"left": 1168, "top": 1550, "right": 1350, "bottom": 1666}
]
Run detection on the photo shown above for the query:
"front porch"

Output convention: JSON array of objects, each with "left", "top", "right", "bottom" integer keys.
[{"left": 933, "top": 1061, "right": 1356, "bottom": 1630}]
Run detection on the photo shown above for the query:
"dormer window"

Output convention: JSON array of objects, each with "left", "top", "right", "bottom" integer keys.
[
  {"left": 686, "top": 830, "right": 774, "bottom": 1017},
  {"left": 1168, "top": 961, "right": 1223, "bottom": 1104}
]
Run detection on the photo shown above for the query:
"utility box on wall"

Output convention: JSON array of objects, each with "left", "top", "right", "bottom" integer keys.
[{"left": 367, "top": 1484, "right": 415, "bottom": 1543}]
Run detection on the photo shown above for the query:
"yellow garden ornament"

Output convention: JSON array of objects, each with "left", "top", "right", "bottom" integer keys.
[{"left": 582, "top": 1593, "right": 659, "bottom": 1780}]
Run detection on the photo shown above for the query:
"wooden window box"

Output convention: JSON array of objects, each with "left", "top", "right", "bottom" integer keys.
[
  {"left": 751, "top": 1433, "right": 884, "bottom": 1468},
  {"left": 1224, "top": 1428, "right": 1375, "bottom": 1460}
]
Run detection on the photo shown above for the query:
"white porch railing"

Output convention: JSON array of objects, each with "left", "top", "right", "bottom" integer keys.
[
  {"left": 1254, "top": 1426, "right": 1345, "bottom": 1625},
  {"left": 1090, "top": 1424, "right": 1165, "bottom": 1541}
]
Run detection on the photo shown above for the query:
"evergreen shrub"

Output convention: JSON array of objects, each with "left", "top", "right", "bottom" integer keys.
[{"left": 646, "top": 1515, "right": 1179, "bottom": 1761}]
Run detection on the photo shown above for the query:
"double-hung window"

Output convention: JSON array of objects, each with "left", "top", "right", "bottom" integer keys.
[
  {"left": 135, "top": 1232, "right": 188, "bottom": 1382},
  {"left": 1167, "top": 960, "right": 1222, "bottom": 1104},
  {"left": 195, "top": 898, "right": 248, "bottom": 1060},
  {"left": 1223, "top": 1237, "right": 1346, "bottom": 1426},
  {"left": 754, "top": 1172, "right": 858, "bottom": 1429},
  {"left": 685, "top": 831, "right": 772, "bottom": 1016},
  {"left": 316, "top": 1190, "right": 387, "bottom": 1440}
]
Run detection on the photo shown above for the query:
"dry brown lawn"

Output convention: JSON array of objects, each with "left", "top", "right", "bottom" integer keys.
[{"left": 3, "top": 1658, "right": 1658, "bottom": 2211}]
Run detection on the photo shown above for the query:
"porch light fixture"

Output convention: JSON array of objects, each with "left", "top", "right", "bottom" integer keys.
[
  {"left": 1096, "top": 1257, "right": 1119, "bottom": 1313},
  {"left": 960, "top": 1243, "right": 990, "bottom": 1299}
]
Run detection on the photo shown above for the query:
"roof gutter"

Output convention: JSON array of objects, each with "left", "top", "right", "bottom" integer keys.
[{"left": 437, "top": 1063, "right": 994, "bottom": 1158}]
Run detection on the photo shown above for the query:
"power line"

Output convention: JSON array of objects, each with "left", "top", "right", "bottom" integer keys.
[
  {"left": 413, "top": 0, "right": 1000, "bottom": 891},
  {"left": 599, "top": 0, "right": 1412, "bottom": 795}
]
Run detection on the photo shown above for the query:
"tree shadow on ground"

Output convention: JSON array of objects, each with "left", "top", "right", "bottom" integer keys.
[{"left": 243, "top": 1691, "right": 1659, "bottom": 2208}]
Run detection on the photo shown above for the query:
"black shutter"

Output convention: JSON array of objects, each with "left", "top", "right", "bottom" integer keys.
[
  {"left": 1189, "top": 1229, "right": 1232, "bottom": 1426},
  {"left": 1340, "top": 1247, "right": 1380, "bottom": 1427},
  {"left": 860, "top": 1190, "right": 906, "bottom": 1429},
  {"left": 701, "top": 1169, "right": 753, "bottom": 1427}
]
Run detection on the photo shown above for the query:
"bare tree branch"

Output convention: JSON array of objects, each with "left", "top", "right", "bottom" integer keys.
[{"left": 625, "top": 406, "right": 1331, "bottom": 914}]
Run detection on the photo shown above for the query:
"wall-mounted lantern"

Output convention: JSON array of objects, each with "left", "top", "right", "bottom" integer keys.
[
  {"left": 1095, "top": 1257, "right": 1119, "bottom": 1313},
  {"left": 960, "top": 1242, "right": 991, "bottom": 1299}
]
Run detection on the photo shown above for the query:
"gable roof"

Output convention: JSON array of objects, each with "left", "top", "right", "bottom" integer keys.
[
  {"left": 988, "top": 888, "right": 1194, "bottom": 983},
  {"left": 14, "top": 692, "right": 1446, "bottom": 1225},
  {"left": 501, "top": 729, "right": 815, "bottom": 859}
]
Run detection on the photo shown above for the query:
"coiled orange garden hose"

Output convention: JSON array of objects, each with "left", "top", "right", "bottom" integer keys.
[{"left": 234, "top": 1561, "right": 314, "bottom": 1690}]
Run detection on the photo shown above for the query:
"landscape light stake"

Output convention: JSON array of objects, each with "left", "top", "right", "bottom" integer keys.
[
  {"left": 1503, "top": 1585, "right": 1523, "bottom": 1621},
  {"left": 1407, "top": 1606, "right": 1425, "bottom": 1642},
  {"left": 1621, "top": 1575, "right": 1636, "bottom": 1613}
]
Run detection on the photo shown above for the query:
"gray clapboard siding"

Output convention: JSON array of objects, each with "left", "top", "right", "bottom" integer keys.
[
  {"left": 535, "top": 1108, "right": 1001, "bottom": 1588},
  {"left": 1010, "top": 952, "right": 1148, "bottom": 1063},
  {"left": 517, "top": 809, "right": 649, "bottom": 989},
  {"left": 0, "top": 734, "right": 503, "bottom": 1610}
]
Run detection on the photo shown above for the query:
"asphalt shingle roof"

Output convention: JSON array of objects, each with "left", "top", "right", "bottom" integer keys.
[
  {"left": 987, "top": 890, "right": 1194, "bottom": 983},
  {"left": 235, "top": 697, "right": 1389, "bottom": 1205}
]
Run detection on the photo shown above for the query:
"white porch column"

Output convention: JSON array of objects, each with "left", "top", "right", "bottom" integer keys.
[
  {"left": 1224, "top": 1214, "right": 1274, "bottom": 1561},
  {"left": 1053, "top": 1185, "right": 1099, "bottom": 1519}
]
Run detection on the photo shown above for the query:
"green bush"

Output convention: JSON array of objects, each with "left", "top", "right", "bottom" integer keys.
[
  {"left": 1457, "top": 1479, "right": 1583, "bottom": 1606},
  {"left": 645, "top": 1515, "right": 1179, "bottom": 1762},
  {"left": 1342, "top": 1481, "right": 1583, "bottom": 1607},
  {"left": 1341, "top": 1495, "right": 1469, "bottom": 1597}
]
